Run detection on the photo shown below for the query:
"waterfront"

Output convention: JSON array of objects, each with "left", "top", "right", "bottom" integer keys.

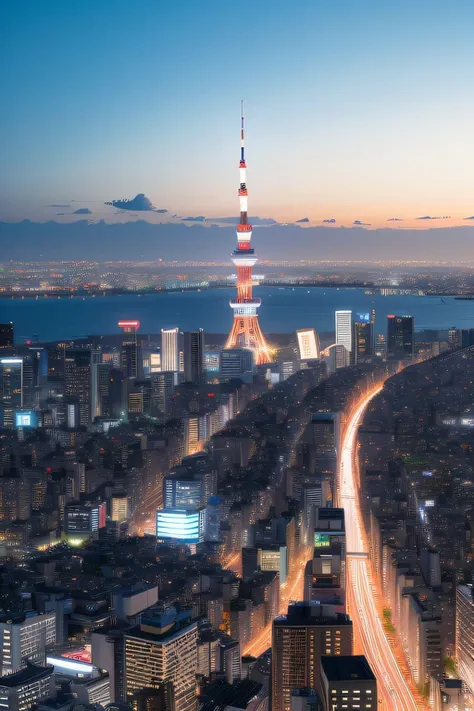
[{"left": 1, "top": 287, "right": 474, "bottom": 342}]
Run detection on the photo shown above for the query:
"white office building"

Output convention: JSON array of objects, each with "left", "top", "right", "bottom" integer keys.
[
  {"left": 335, "top": 311, "right": 352, "bottom": 358},
  {"left": 161, "top": 328, "right": 179, "bottom": 373}
]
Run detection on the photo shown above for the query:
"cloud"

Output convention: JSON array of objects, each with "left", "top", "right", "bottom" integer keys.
[
  {"left": 296, "top": 217, "right": 309, "bottom": 223},
  {"left": 105, "top": 193, "right": 154, "bottom": 211},
  {"left": 387, "top": 217, "right": 404, "bottom": 222},
  {"left": 155, "top": 209, "right": 167, "bottom": 214},
  {"left": 49, "top": 204, "right": 70, "bottom": 208},
  {"left": 208, "top": 216, "right": 278, "bottom": 225},
  {"left": 464, "top": 216, "right": 474, "bottom": 220},
  {"left": 353, "top": 220, "right": 371, "bottom": 226},
  {"left": 416, "top": 215, "right": 451, "bottom": 220},
  {"left": 322, "top": 218, "right": 336, "bottom": 224},
  {"left": 181, "top": 215, "right": 206, "bottom": 222},
  {"left": 73, "top": 207, "right": 92, "bottom": 215}
]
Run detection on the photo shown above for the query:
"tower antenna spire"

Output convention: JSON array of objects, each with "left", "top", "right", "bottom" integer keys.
[{"left": 225, "top": 103, "right": 271, "bottom": 365}]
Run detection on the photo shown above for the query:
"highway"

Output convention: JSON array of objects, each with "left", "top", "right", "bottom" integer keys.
[{"left": 341, "top": 386, "right": 424, "bottom": 711}]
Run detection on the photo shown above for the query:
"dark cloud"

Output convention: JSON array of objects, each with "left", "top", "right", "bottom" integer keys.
[
  {"left": 155, "top": 209, "right": 167, "bottom": 214},
  {"left": 49, "top": 204, "right": 70, "bottom": 208},
  {"left": 322, "top": 218, "right": 336, "bottom": 224},
  {"left": 296, "top": 217, "right": 309, "bottom": 223},
  {"left": 73, "top": 208, "right": 92, "bottom": 215},
  {"left": 387, "top": 217, "right": 404, "bottom": 222},
  {"left": 464, "top": 216, "right": 474, "bottom": 220},
  {"left": 416, "top": 215, "right": 450, "bottom": 220},
  {"left": 182, "top": 215, "right": 206, "bottom": 222},
  {"left": 105, "top": 193, "right": 154, "bottom": 211},
  {"left": 353, "top": 220, "right": 371, "bottom": 226},
  {"left": 209, "top": 216, "right": 278, "bottom": 225}
]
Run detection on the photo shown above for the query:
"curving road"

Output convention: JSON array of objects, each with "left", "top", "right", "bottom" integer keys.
[{"left": 341, "top": 385, "right": 423, "bottom": 711}]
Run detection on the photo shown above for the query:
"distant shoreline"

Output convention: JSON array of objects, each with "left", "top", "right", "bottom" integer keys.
[{"left": 0, "top": 281, "right": 471, "bottom": 300}]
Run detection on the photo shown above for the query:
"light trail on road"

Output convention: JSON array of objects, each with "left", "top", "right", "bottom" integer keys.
[{"left": 341, "top": 385, "right": 424, "bottom": 711}]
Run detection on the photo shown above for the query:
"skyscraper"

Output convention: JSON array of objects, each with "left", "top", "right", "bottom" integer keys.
[
  {"left": 161, "top": 328, "right": 179, "bottom": 373},
  {"left": 0, "top": 323, "right": 14, "bottom": 350},
  {"left": 387, "top": 315, "right": 414, "bottom": 359},
  {"left": 0, "top": 357, "right": 23, "bottom": 428},
  {"left": 456, "top": 584, "right": 474, "bottom": 692},
  {"left": 296, "top": 329, "right": 320, "bottom": 360},
  {"left": 124, "top": 609, "right": 198, "bottom": 711},
  {"left": 335, "top": 311, "right": 352, "bottom": 360},
  {"left": 183, "top": 329, "right": 205, "bottom": 384},
  {"left": 64, "top": 349, "right": 101, "bottom": 428},
  {"left": 118, "top": 320, "right": 142, "bottom": 379},
  {"left": 352, "top": 312, "right": 373, "bottom": 363},
  {"left": 225, "top": 104, "right": 271, "bottom": 364},
  {"left": 272, "top": 602, "right": 353, "bottom": 710}
]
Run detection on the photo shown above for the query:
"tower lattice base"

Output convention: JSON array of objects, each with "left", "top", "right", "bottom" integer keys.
[{"left": 225, "top": 316, "right": 272, "bottom": 365}]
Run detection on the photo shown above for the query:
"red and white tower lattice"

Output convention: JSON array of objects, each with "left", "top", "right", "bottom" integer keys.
[{"left": 224, "top": 104, "right": 272, "bottom": 364}]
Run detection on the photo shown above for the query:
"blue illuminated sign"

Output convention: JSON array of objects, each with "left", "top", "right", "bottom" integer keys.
[
  {"left": 156, "top": 508, "right": 201, "bottom": 543},
  {"left": 15, "top": 410, "right": 37, "bottom": 428}
]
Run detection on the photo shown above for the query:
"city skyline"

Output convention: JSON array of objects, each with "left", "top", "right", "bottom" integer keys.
[{"left": 2, "top": 0, "right": 474, "bottom": 229}]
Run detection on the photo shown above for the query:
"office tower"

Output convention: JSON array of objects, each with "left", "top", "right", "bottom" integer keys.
[
  {"left": 150, "top": 371, "right": 178, "bottom": 417},
  {"left": 164, "top": 476, "right": 203, "bottom": 510},
  {"left": 387, "top": 314, "right": 414, "bottom": 359},
  {"left": 64, "top": 501, "right": 106, "bottom": 544},
  {"left": 375, "top": 333, "right": 387, "bottom": 357},
  {"left": 353, "top": 312, "right": 373, "bottom": 362},
  {"left": 220, "top": 348, "right": 254, "bottom": 379},
  {"left": 335, "top": 311, "right": 352, "bottom": 359},
  {"left": 311, "top": 412, "right": 340, "bottom": 479},
  {"left": 456, "top": 585, "right": 474, "bottom": 691},
  {"left": 420, "top": 548, "right": 441, "bottom": 587},
  {"left": 124, "top": 609, "right": 198, "bottom": 711},
  {"left": 183, "top": 329, "right": 205, "bottom": 384},
  {"left": 0, "top": 322, "right": 14, "bottom": 350},
  {"left": 161, "top": 328, "right": 179, "bottom": 372},
  {"left": 118, "top": 320, "right": 142, "bottom": 379},
  {"left": 0, "top": 357, "right": 23, "bottom": 428},
  {"left": 111, "top": 495, "right": 129, "bottom": 522},
  {"left": 272, "top": 602, "right": 353, "bottom": 710},
  {"left": 296, "top": 329, "right": 320, "bottom": 360},
  {"left": 128, "top": 685, "right": 173, "bottom": 711},
  {"left": 0, "top": 662, "right": 55, "bottom": 710},
  {"left": 0, "top": 611, "right": 56, "bottom": 674},
  {"left": 64, "top": 348, "right": 101, "bottom": 427},
  {"left": 305, "top": 508, "right": 346, "bottom": 610},
  {"left": 320, "top": 655, "right": 377, "bottom": 711},
  {"left": 156, "top": 508, "right": 202, "bottom": 544},
  {"left": 104, "top": 367, "right": 126, "bottom": 419},
  {"left": 225, "top": 104, "right": 271, "bottom": 364},
  {"left": 329, "top": 343, "right": 349, "bottom": 370},
  {"left": 370, "top": 307, "right": 376, "bottom": 353}
]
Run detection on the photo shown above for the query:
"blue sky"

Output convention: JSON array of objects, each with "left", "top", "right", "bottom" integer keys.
[{"left": 2, "top": 0, "right": 474, "bottom": 226}]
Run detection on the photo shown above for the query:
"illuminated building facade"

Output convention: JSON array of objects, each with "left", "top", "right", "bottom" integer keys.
[
  {"left": 225, "top": 105, "right": 271, "bottom": 365},
  {"left": 0, "top": 612, "right": 56, "bottom": 675},
  {"left": 161, "top": 328, "right": 179, "bottom": 373},
  {"left": 320, "top": 655, "right": 377, "bottom": 711},
  {"left": 124, "top": 610, "right": 198, "bottom": 711},
  {"left": 272, "top": 602, "right": 353, "bottom": 711},
  {"left": 156, "top": 508, "right": 202, "bottom": 544},
  {"left": 335, "top": 310, "right": 352, "bottom": 360},
  {"left": 118, "top": 320, "right": 142, "bottom": 379},
  {"left": 64, "top": 502, "right": 106, "bottom": 543},
  {"left": 183, "top": 329, "right": 205, "bottom": 384},
  {"left": 456, "top": 584, "right": 474, "bottom": 693},
  {"left": 0, "top": 357, "right": 23, "bottom": 428},
  {"left": 387, "top": 314, "right": 414, "bottom": 359},
  {"left": 296, "top": 329, "right": 320, "bottom": 360},
  {"left": 0, "top": 663, "right": 55, "bottom": 711}
]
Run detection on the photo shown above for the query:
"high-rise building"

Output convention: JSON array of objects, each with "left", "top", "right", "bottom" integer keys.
[
  {"left": 150, "top": 371, "right": 178, "bottom": 417},
  {"left": 64, "top": 348, "right": 101, "bottom": 427},
  {"left": 64, "top": 502, "right": 106, "bottom": 543},
  {"left": 387, "top": 315, "right": 414, "bottom": 359},
  {"left": 164, "top": 476, "right": 203, "bottom": 510},
  {"left": 0, "top": 357, "right": 23, "bottom": 428},
  {"left": 156, "top": 508, "right": 202, "bottom": 544},
  {"left": 335, "top": 311, "right": 352, "bottom": 359},
  {"left": 305, "top": 508, "right": 346, "bottom": 610},
  {"left": 225, "top": 104, "right": 271, "bottom": 364},
  {"left": 0, "top": 662, "right": 55, "bottom": 711},
  {"left": 0, "top": 612, "right": 56, "bottom": 674},
  {"left": 124, "top": 609, "right": 198, "bottom": 711},
  {"left": 183, "top": 329, "right": 205, "bottom": 384},
  {"left": 271, "top": 602, "right": 353, "bottom": 710},
  {"left": 118, "top": 320, "right": 142, "bottom": 379},
  {"left": 456, "top": 584, "right": 474, "bottom": 692},
  {"left": 296, "top": 329, "right": 320, "bottom": 361},
  {"left": 320, "top": 655, "right": 377, "bottom": 711},
  {"left": 0, "top": 323, "right": 14, "bottom": 350},
  {"left": 220, "top": 348, "right": 254, "bottom": 379},
  {"left": 353, "top": 312, "right": 373, "bottom": 362},
  {"left": 161, "top": 328, "right": 179, "bottom": 373},
  {"left": 111, "top": 495, "right": 129, "bottom": 522}
]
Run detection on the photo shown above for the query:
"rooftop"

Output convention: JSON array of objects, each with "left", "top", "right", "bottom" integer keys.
[
  {"left": 321, "top": 655, "right": 376, "bottom": 682},
  {"left": 0, "top": 663, "right": 53, "bottom": 688}
]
